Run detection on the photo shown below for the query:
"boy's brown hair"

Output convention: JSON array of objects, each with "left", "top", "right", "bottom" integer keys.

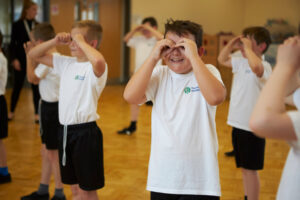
[
  {"left": 72, "top": 20, "right": 103, "bottom": 49},
  {"left": 164, "top": 19, "right": 203, "bottom": 48},
  {"left": 242, "top": 26, "right": 271, "bottom": 53},
  {"left": 32, "top": 23, "right": 55, "bottom": 41}
]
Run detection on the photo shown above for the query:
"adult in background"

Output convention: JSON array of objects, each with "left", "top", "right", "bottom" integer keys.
[{"left": 9, "top": 0, "right": 40, "bottom": 123}]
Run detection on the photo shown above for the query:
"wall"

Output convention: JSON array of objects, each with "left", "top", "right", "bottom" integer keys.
[
  {"left": 243, "top": 0, "right": 300, "bottom": 29},
  {"left": 131, "top": 0, "right": 245, "bottom": 35},
  {"left": 131, "top": 0, "right": 300, "bottom": 35},
  {"left": 49, "top": 0, "right": 124, "bottom": 81}
]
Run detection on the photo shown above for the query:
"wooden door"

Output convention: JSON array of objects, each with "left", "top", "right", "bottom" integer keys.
[{"left": 49, "top": 0, "right": 126, "bottom": 83}]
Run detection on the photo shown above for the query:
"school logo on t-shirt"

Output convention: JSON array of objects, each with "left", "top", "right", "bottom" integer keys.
[
  {"left": 184, "top": 87, "right": 191, "bottom": 94},
  {"left": 184, "top": 86, "right": 200, "bottom": 94},
  {"left": 75, "top": 75, "right": 85, "bottom": 80}
]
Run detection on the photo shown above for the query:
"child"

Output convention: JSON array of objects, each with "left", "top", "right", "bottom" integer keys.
[
  {"left": 21, "top": 23, "right": 65, "bottom": 200},
  {"left": 124, "top": 19, "right": 226, "bottom": 200},
  {"left": 0, "top": 29, "right": 11, "bottom": 184},
  {"left": 250, "top": 36, "right": 300, "bottom": 200},
  {"left": 118, "top": 17, "right": 163, "bottom": 135},
  {"left": 218, "top": 27, "right": 272, "bottom": 200},
  {"left": 28, "top": 20, "right": 107, "bottom": 200}
]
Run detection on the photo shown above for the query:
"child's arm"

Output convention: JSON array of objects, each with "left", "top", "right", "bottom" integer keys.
[
  {"left": 250, "top": 36, "right": 300, "bottom": 140},
  {"left": 142, "top": 24, "right": 164, "bottom": 40},
  {"left": 29, "top": 32, "right": 70, "bottom": 67},
  {"left": 241, "top": 37, "right": 264, "bottom": 77},
  {"left": 124, "top": 39, "right": 174, "bottom": 104},
  {"left": 24, "top": 41, "right": 40, "bottom": 84},
  {"left": 176, "top": 39, "right": 226, "bottom": 106},
  {"left": 123, "top": 25, "right": 143, "bottom": 43},
  {"left": 72, "top": 34, "right": 106, "bottom": 77},
  {"left": 217, "top": 36, "right": 241, "bottom": 68}
]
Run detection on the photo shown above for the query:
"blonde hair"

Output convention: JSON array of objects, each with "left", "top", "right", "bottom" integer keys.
[
  {"left": 72, "top": 20, "right": 103, "bottom": 48},
  {"left": 20, "top": 0, "right": 37, "bottom": 20}
]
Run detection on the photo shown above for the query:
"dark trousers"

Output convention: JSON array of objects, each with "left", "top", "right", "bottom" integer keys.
[{"left": 10, "top": 69, "right": 40, "bottom": 114}]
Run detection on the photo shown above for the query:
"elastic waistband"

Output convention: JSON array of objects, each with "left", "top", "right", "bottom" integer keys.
[
  {"left": 61, "top": 121, "right": 97, "bottom": 130},
  {"left": 41, "top": 100, "right": 58, "bottom": 105}
]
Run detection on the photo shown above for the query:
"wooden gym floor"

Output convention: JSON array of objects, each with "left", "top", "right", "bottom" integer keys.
[{"left": 0, "top": 85, "right": 291, "bottom": 200}]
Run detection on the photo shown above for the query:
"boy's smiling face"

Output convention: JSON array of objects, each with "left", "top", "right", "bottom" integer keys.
[{"left": 163, "top": 32, "right": 197, "bottom": 74}]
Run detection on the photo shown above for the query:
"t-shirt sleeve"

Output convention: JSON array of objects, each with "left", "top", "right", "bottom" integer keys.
[
  {"left": 261, "top": 61, "right": 272, "bottom": 80},
  {"left": 292, "top": 88, "right": 300, "bottom": 110},
  {"left": 145, "top": 66, "right": 162, "bottom": 102},
  {"left": 127, "top": 36, "right": 140, "bottom": 48},
  {"left": 287, "top": 111, "right": 300, "bottom": 149},
  {"left": 52, "top": 54, "right": 72, "bottom": 75},
  {"left": 90, "top": 63, "right": 108, "bottom": 91},
  {"left": 231, "top": 57, "right": 242, "bottom": 73},
  {"left": 206, "top": 64, "right": 224, "bottom": 85},
  {"left": 258, "top": 61, "right": 272, "bottom": 86},
  {"left": 34, "top": 64, "right": 50, "bottom": 79}
]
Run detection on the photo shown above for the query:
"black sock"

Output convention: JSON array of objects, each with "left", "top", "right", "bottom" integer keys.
[
  {"left": 128, "top": 121, "right": 136, "bottom": 131},
  {"left": 244, "top": 196, "right": 248, "bottom": 200}
]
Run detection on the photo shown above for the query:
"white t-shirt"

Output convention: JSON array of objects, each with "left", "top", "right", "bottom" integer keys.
[
  {"left": 0, "top": 52, "right": 7, "bottom": 95},
  {"left": 35, "top": 58, "right": 60, "bottom": 102},
  {"left": 277, "top": 88, "right": 300, "bottom": 200},
  {"left": 227, "top": 57, "right": 272, "bottom": 131},
  {"left": 53, "top": 54, "right": 107, "bottom": 125},
  {"left": 127, "top": 36, "right": 161, "bottom": 71},
  {"left": 145, "top": 64, "right": 223, "bottom": 196}
]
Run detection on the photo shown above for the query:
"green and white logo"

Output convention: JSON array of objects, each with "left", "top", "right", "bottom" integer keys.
[{"left": 184, "top": 87, "right": 191, "bottom": 94}]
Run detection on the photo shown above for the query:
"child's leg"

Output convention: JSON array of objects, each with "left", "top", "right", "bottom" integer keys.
[
  {"left": 0, "top": 140, "right": 7, "bottom": 168},
  {"left": 242, "top": 168, "right": 260, "bottom": 200},
  {"left": 0, "top": 139, "right": 11, "bottom": 183},
  {"left": 47, "top": 149, "right": 65, "bottom": 199},
  {"left": 118, "top": 104, "right": 139, "bottom": 134},
  {"left": 78, "top": 188, "right": 98, "bottom": 200},
  {"left": 40, "top": 144, "right": 52, "bottom": 184},
  {"left": 21, "top": 145, "right": 52, "bottom": 198},
  {"left": 130, "top": 104, "right": 139, "bottom": 121}
]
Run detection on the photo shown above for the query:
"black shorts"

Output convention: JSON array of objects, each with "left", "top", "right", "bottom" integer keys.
[
  {"left": 151, "top": 192, "right": 220, "bottom": 200},
  {"left": 232, "top": 127, "right": 265, "bottom": 170},
  {"left": 58, "top": 121, "right": 105, "bottom": 191},
  {"left": 40, "top": 100, "right": 60, "bottom": 150},
  {"left": 0, "top": 95, "right": 8, "bottom": 139}
]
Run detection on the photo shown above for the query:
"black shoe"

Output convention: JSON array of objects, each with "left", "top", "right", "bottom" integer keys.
[
  {"left": 145, "top": 101, "right": 153, "bottom": 106},
  {"left": 51, "top": 195, "right": 66, "bottom": 200},
  {"left": 224, "top": 150, "right": 235, "bottom": 157},
  {"left": 117, "top": 127, "right": 136, "bottom": 135},
  {"left": 0, "top": 173, "right": 11, "bottom": 184},
  {"left": 21, "top": 191, "right": 49, "bottom": 200}
]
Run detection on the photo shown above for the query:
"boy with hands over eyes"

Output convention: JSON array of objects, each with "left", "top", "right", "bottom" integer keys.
[{"left": 124, "top": 19, "right": 225, "bottom": 200}]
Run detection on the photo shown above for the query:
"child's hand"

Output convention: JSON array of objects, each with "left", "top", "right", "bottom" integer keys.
[
  {"left": 150, "top": 39, "right": 175, "bottom": 61},
  {"left": 134, "top": 25, "right": 144, "bottom": 32},
  {"left": 277, "top": 36, "right": 300, "bottom": 70},
  {"left": 55, "top": 32, "right": 71, "bottom": 45},
  {"left": 23, "top": 41, "right": 35, "bottom": 54},
  {"left": 174, "top": 38, "right": 198, "bottom": 60},
  {"left": 229, "top": 35, "right": 242, "bottom": 49},
  {"left": 141, "top": 24, "right": 151, "bottom": 31},
  {"left": 72, "top": 33, "right": 86, "bottom": 44},
  {"left": 240, "top": 36, "right": 252, "bottom": 50}
]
